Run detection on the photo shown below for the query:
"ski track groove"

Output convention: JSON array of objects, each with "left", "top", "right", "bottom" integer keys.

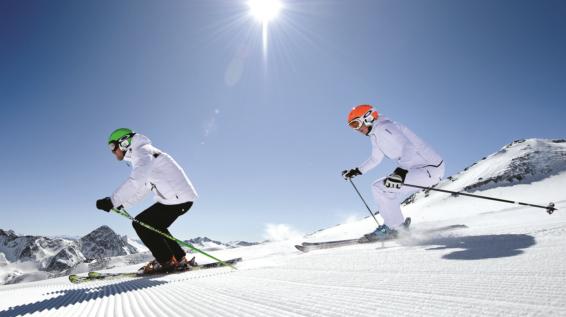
[
  {"left": 201, "top": 279, "right": 376, "bottom": 316},
  {"left": 208, "top": 272, "right": 388, "bottom": 315},
  {"left": 151, "top": 288, "right": 182, "bottom": 317},
  {"left": 131, "top": 284, "right": 156, "bottom": 317},
  {"left": 126, "top": 287, "right": 143, "bottom": 317},
  {"left": 2, "top": 222, "right": 566, "bottom": 317},
  {"left": 1, "top": 264, "right": 565, "bottom": 317},
  {"left": 243, "top": 267, "right": 566, "bottom": 310},
  {"left": 237, "top": 272, "right": 559, "bottom": 315},
  {"left": 165, "top": 279, "right": 303, "bottom": 317},
  {"left": 149, "top": 285, "right": 186, "bottom": 317},
  {"left": 70, "top": 293, "right": 95, "bottom": 317}
]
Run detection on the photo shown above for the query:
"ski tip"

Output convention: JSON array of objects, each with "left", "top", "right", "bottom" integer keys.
[
  {"left": 401, "top": 217, "right": 412, "bottom": 229},
  {"left": 295, "top": 245, "right": 308, "bottom": 252}
]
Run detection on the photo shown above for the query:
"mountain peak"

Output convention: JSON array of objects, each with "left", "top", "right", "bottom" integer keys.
[
  {"left": 404, "top": 138, "right": 566, "bottom": 206},
  {"left": 79, "top": 226, "right": 137, "bottom": 259},
  {"left": 0, "top": 229, "right": 16, "bottom": 238},
  {"left": 91, "top": 225, "right": 114, "bottom": 234},
  {"left": 183, "top": 236, "right": 259, "bottom": 251}
]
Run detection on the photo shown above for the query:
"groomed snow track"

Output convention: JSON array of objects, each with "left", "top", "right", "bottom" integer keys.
[{"left": 1, "top": 216, "right": 566, "bottom": 317}]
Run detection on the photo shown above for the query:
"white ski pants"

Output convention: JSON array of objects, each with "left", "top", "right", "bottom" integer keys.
[{"left": 371, "top": 162, "right": 445, "bottom": 228}]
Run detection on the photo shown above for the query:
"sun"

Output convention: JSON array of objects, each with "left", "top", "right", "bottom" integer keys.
[
  {"left": 246, "top": 0, "right": 284, "bottom": 60},
  {"left": 248, "top": 0, "right": 282, "bottom": 24}
]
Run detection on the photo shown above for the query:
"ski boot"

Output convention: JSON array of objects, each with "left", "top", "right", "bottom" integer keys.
[
  {"left": 363, "top": 224, "right": 398, "bottom": 242},
  {"left": 139, "top": 256, "right": 179, "bottom": 275},
  {"left": 176, "top": 256, "right": 198, "bottom": 271}
]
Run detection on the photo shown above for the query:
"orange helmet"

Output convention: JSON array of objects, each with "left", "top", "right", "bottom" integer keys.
[{"left": 347, "top": 104, "right": 378, "bottom": 129}]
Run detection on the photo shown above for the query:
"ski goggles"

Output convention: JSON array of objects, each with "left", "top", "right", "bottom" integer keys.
[
  {"left": 348, "top": 110, "right": 374, "bottom": 130},
  {"left": 348, "top": 117, "right": 365, "bottom": 130},
  {"left": 108, "top": 133, "right": 134, "bottom": 152},
  {"left": 108, "top": 142, "right": 119, "bottom": 152}
]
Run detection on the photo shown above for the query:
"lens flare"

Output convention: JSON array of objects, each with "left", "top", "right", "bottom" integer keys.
[{"left": 248, "top": 0, "right": 282, "bottom": 23}]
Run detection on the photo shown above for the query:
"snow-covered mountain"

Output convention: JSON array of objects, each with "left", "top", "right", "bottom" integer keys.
[
  {"left": 227, "top": 240, "right": 260, "bottom": 248},
  {"left": 0, "top": 252, "right": 9, "bottom": 266},
  {"left": 45, "top": 244, "right": 86, "bottom": 272},
  {"left": 404, "top": 138, "right": 566, "bottom": 205},
  {"left": 0, "top": 229, "right": 77, "bottom": 270},
  {"left": 79, "top": 225, "right": 137, "bottom": 259},
  {"left": 184, "top": 237, "right": 259, "bottom": 251},
  {"left": 184, "top": 237, "right": 227, "bottom": 251},
  {"left": 0, "top": 138, "right": 565, "bottom": 316},
  {"left": 0, "top": 226, "right": 144, "bottom": 285}
]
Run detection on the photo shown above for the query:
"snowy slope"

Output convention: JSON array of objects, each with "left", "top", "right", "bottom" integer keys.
[
  {"left": 433, "top": 139, "right": 564, "bottom": 192},
  {"left": 0, "top": 139, "right": 565, "bottom": 316},
  {"left": 126, "top": 238, "right": 149, "bottom": 253},
  {"left": 404, "top": 138, "right": 565, "bottom": 213}
]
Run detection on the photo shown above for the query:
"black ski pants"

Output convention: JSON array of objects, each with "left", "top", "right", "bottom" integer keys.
[{"left": 133, "top": 201, "right": 193, "bottom": 264}]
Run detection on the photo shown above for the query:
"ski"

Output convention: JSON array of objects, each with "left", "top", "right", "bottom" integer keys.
[
  {"left": 69, "top": 257, "right": 242, "bottom": 284},
  {"left": 295, "top": 238, "right": 365, "bottom": 252},
  {"left": 295, "top": 218, "right": 411, "bottom": 252},
  {"left": 296, "top": 222, "right": 467, "bottom": 253}
]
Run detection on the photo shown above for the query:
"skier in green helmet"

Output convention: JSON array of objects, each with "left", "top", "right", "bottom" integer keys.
[
  {"left": 97, "top": 128, "right": 199, "bottom": 274},
  {"left": 107, "top": 128, "right": 135, "bottom": 161}
]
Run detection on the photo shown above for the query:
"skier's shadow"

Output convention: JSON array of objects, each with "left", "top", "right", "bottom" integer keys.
[
  {"left": 416, "top": 234, "right": 536, "bottom": 260},
  {"left": 0, "top": 276, "right": 168, "bottom": 317}
]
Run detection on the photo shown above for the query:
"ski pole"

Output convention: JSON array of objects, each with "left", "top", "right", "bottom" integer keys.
[
  {"left": 110, "top": 208, "right": 238, "bottom": 270},
  {"left": 402, "top": 183, "right": 557, "bottom": 215},
  {"left": 348, "top": 179, "right": 381, "bottom": 225}
]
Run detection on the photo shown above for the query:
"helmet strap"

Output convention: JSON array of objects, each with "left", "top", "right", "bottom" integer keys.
[
  {"left": 365, "top": 125, "right": 373, "bottom": 135},
  {"left": 117, "top": 133, "right": 136, "bottom": 151}
]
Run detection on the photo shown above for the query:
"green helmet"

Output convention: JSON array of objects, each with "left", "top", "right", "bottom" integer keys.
[{"left": 108, "top": 128, "right": 135, "bottom": 151}]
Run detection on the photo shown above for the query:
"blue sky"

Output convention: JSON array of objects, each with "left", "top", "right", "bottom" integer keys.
[{"left": 1, "top": 0, "right": 565, "bottom": 242}]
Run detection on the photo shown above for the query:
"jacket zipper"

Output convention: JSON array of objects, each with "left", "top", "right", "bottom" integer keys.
[{"left": 150, "top": 183, "right": 167, "bottom": 200}]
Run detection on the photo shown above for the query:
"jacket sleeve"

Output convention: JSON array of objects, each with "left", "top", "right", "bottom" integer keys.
[
  {"left": 358, "top": 134, "right": 385, "bottom": 174},
  {"left": 111, "top": 147, "right": 153, "bottom": 209}
]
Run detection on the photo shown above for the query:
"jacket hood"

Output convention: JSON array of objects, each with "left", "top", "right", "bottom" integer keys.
[
  {"left": 124, "top": 134, "right": 152, "bottom": 161},
  {"left": 374, "top": 115, "right": 392, "bottom": 125},
  {"left": 131, "top": 134, "right": 151, "bottom": 148}
]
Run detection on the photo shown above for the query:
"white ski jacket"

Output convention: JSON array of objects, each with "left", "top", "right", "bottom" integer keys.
[
  {"left": 358, "top": 116, "right": 443, "bottom": 174},
  {"left": 111, "top": 134, "right": 198, "bottom": 209}
]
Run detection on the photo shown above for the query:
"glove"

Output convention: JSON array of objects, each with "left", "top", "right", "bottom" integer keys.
[
  {"left": 342, "top": 168, "right": 362, "bottom": 180},
  {"left": 96, "top": 197, "right": 113, "bottom": 212},
  {"left": 383, "top": 168, "right": 408, "bottom": 189}
]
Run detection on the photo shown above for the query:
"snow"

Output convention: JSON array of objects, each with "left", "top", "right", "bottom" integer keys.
[
  {"left": 188, "top": 238, "right": 229, "bottom": 251},
  {"left": 126, "top": 238, "right": 149, "bottom": 253},
  {"left": 0, "top": 261, "right": 48, "bottom": 286},
  {"left": 0, "top": 227, "right": 151, "bottom": 284},
  {"left": 1, "top": 139, "right": 565, "bottom": 316},
  {"left": 1, "top": 186, "right": 564, "bottom": 316}
]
